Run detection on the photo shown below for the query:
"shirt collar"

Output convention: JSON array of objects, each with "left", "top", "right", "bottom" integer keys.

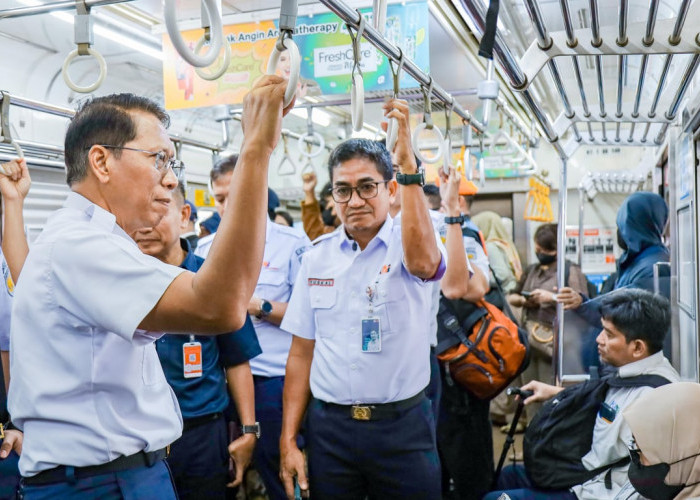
[
  {"left": 179, "top": 238, "right": 198, "bottom": 270},
  {"left": 338, "top": 215, "right": 394, "bottom": 251},
  {"left": 64, "top": 192, "right": 134, "bottom": 243},
  {"left": 618, "top": 350, "right": 665, "bottom": 378}
]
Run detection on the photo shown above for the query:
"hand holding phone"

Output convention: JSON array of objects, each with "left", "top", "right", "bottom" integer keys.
[{"left": 520, "top": 291, "right": 531, "bottom": 298}]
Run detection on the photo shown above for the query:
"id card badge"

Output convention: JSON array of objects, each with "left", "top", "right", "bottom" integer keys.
[
  {"left": 599, "top": 401, "right": 618, "bottom": 423},
  {"left": 361, "top": 317, "right": 381, "bottom": 353},
  {"left": 183, "top": 341, "right": 203, "bottom": 378}
]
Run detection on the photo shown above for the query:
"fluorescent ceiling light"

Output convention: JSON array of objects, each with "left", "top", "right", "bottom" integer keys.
[
  {"left": 16, "top": 0, "right": 164, "bottom": 60},
  {"left": 290, "top": 107, "right": 332, "bottom": 128}
]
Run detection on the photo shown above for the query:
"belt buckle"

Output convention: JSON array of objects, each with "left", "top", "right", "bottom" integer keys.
[
  {"left": 0, "top": 423, "right": 4, "bottom": 440},
  {"left": 351, "top": 405, "right": 371, "bottom": 421}
]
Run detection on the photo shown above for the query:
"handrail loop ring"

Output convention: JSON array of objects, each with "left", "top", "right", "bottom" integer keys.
[
  {"left": 411, "top": 122, "right": 445, "bottom": 165},
  {"left": 164, "top": 0, "right": 224, "bottom": 68},
  {"left": 62, "top": 48, "right": 107, "bottom": 94},
  {"left": 194, "top": 34, "right": 232, "bottom": 81},
  {"left": 385, "top": 49, "right": 405, "bottom": 152},
  {"left": 348, "top": 14, "right": 366, "bottom": 132},
  {"left": 266, "top": 32, "right": 301, "bottom": 107},
  {"left": 297, "top": 132, "right": 325, "bottom": 158}
]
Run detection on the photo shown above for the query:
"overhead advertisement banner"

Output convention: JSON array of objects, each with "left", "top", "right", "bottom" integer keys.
[{"left": 162, "top": 1, "right": 429, "bottom": 110}]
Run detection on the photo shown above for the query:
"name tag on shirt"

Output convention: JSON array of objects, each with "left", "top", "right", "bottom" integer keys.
[
  {"left": 361, "top": 317, "right": 381, "bottom": 353},
  {"left": 183, "top": 342, "right": 203, "bottom": 378}
]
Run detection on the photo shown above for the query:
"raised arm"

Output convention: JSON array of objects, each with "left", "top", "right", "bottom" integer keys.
[
  {"left": 384, "top": 99, "right": 441, "bottom": 279},
  {"left": 0, "top": 159, "right": 30, "bottom": 283},
  {"left": 440, "top": 166, "right": 470, "bottom": 299},
  {"left": 140, "top": 76, "right": 294, "bottom": 333}
]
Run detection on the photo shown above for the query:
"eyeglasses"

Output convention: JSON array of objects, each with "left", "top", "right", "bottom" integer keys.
[
  {"left": 97, "top": 145, "right": 186, "bottom": 183},
  {"left": 331, "top": 180, "right": 389, "bottom": 203}
]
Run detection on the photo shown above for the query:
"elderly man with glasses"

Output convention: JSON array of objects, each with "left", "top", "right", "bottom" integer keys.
[
  {"left": 8, "top": 79, "right": 292, "bottom": 499},
  {"left": 279, "top": 99, "right": 447, "bottom": 500}
]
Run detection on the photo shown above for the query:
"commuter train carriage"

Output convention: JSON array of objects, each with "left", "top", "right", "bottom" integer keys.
[{"left": 1, "top": 1, "right": 699, "bottom": 389}]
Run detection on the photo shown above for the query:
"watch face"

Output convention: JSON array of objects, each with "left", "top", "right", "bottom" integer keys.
[{"left": 261, "top": 300, "right": 273, "bottom": 314}]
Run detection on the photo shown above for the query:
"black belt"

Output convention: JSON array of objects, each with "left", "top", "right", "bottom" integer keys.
[
  {"left": 183, "top": 411, "right": 222, "bottom": 431},
  {"left": 23, "top": 448, "right": 168, "bottom": 486},
  {"left": 316, "top": 392, "right": 425, "bottom": 421}
]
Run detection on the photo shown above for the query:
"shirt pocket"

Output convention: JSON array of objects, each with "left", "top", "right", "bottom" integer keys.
[
  {"left": 257, "top": 268, "right": 287, "bottom": 298},
  {"left": 372, "top": 276, "right": 406, "bottom": 334},
  {"left": 309, "top": 287, "right": 337, "bottom": 338}
]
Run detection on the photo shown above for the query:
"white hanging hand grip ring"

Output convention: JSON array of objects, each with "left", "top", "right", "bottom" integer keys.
[
  {"left": 351, "top": 73, "right": 364, "bottom": 132},
  {"left": 297, "top": 132, "right": 325, "bottom": 158},
  {"left": 164, "top": 0, "right": 224, "bottom": 68},
  {"left": 267, "top": 35, "right": 301, "bottom": 108},
  {"left": 411, "top": 122, "right": 445, "bottom": 165},
  {"left": 195, "top": 37, "right": 231, "bottom": 81},
  {"left": 62, "top": 48, "right": 107, "bottom": 94}
]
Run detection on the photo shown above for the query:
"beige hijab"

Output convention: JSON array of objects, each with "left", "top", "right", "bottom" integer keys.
[
  {"left": 471, "top": 211, "right": 523, "bottom": 280},
  {"left": 623, "top": 382, "right": 700, "bottom": 499}
]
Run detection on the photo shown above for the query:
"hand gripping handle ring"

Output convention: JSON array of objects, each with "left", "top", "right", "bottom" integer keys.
[
  {"left": 0, "top": 143, "right": 24, "bottom": 175},
  {"left": 297, "top": 132, "right": 325, "bottom": 158},
  {"left": 62, "top": 47, "right": 107, "bottom": 94},
  {"left": 164, "top": 0, "right": 224, "bottom": 68},
  {"left": 194, "top": 36, "right": 231, "bottom": 81},
  {"left": 411, "top": 122, "right": 445, "bottom": 165},
  {"left": 267, "top": 35, "right": 300, "bottom": 108}
]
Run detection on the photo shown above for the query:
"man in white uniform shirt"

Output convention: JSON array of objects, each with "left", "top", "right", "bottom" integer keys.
[
  {"left": 199, "top": 154, "right": 310, "bottom": 500},
  {"left": 279, "top": 99, "right": 446, "bottom": 500},
  {"left": 8, "top": 78, "right": 292, "bottom": 499}
]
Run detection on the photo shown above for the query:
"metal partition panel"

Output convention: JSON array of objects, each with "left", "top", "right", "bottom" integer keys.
[{"left": 669, "top": 124, "right": 699, "bottom": 381}]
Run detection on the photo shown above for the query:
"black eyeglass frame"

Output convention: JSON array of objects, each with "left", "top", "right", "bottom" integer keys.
[
  {"left": 331, "top": 180, "right": 390, "bottom": 203},
  {"left": 94, "top": 144, "right": 186, "bottom": 182}
]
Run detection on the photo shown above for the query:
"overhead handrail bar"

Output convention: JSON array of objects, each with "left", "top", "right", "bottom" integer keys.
[
  {"left": 632, "top": 55, "right": 649, "bottom": 118},
  {"left": 459, "top": 0, "right": 562, "bottom": 157},
  {"left": 669, "top": 0, "right": 692, "bottom": 45},
  {"left": 643, "top": 0, "right": 660, "bottom": 46},
  {"left": 412, "top": 78, "right": 445, "bottom": 165},
  {"left": 559, "top": 0, "right": 577, "bottom": 48},
  {"left": 0, "top": 0, "right": 132, "bottom": 19},
  {"left": 648, "top": 56, "right": 673, "bottom": 118},
  {"left": 589, "top": 0, "right": 601, "bottom": 47},
  {"left": 385, "top": 51, "right": 405, "bottom": 152},
  {"left": 62, "top": 0, "right": 107, "bottom": 94},
  {"left": 347, "top": 14, "right": 366, "bottom": 132},
  {"left": 318, "top": 0, "right": 490, "bottom": 136},
  {"left": 595, "top": 55, "right": 605, "bottom": 117},
  {"left": 194, "top": 3, "right": 232, "bottom": 83},
  {"left": 0, "top": 91, "right": 24, "bottom": 161},
  {"left": 617, "top": 0, "right": 628, "bottom": 46},
  {"left": 164, "top": 0, "right": 224, "bottom": 68},
  {"left": 297, "top": 107, "right": 325, "bottom": 158},
  {"left": 664, "top": 54, "right": 700, "bottom": 121},
  {"left": 641, "top": 123, "right": 651, "bottom": 143},
  {"left": 615, "top": 55, "right": 625, "bottom": 119},
  {"left": 266, "top": 0, "right": 300, "bottom": 107}
]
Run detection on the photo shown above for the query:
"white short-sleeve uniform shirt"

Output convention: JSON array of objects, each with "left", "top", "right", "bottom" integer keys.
[
  {"left": 281, "top": 216, "right": 447, "bottom": 405},
  {"left": 8, "top": 193, "right": 185, "bottom": 477}
]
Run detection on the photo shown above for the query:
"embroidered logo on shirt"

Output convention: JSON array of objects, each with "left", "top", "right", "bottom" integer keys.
[
  {"left": 2, "top": 262, "right": 13, "bottom": 296},
  {"left": 308, "top": 278, "right": 334, "bottom": 287},
  {"left": 380, "top": 264, "right": 391, "bottom": 274},
  {"left": 262, "top": 261, "right": 280, "bottom": 271}
]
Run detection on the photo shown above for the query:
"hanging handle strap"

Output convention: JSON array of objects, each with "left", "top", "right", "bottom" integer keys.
[
  {"left": 478, "top": 0, "right": 500, "bottom": 59},
  {"left": 385, "top": 50, "right": 405, "bottom": 152},
  {"left": 0, "top": 91, "right": 24, "bottom": 161},
  {"left": 348, "top": 13, "right": 366, "bottom": 132}
]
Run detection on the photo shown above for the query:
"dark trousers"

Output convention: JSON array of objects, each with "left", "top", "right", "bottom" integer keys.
[
  {"left": 482, "top": 464, "right": 577, "bottom": 500},
  {"left": 253, "top": 376, "right": 287, "bottom": 500},
  {"left": 0, "top": 440, "right": 19, "bottom": 500},
  {"left": 425, "top": 348, "right": 442, "bottom": 423},
  {"left": 167, "top": 414, "right": 229, "bottom": 500},
  {"left": 438, "top": 375, "right": 493, "bottom": 500},
  {"left": 306, "top": 396, "right": 441, "bottom": 500},
  {"left": 19, "top": 460, "right": 176, "bottom": 500}
]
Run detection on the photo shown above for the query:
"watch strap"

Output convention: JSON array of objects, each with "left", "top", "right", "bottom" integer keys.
[
  {"left": 241, "top": 423, "right": 261, "bottom": 439},
  {"left": 444, "top": 215, "right": 465, "bottom": 225},
  {"left": 396, "top": 169, "right": 425, "bottom": 186}
]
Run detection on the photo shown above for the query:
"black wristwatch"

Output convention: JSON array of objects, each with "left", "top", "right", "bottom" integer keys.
[
  {"left": 396, "top": 168, "right": 425, "bottom": 186},
  {"left": 444, "top": 215, "right": 465, "bottom": 225},
  {"left": 256, "top": 299, "right": 272, "bottom": 319},
  {"left": 241, "top": 422, "right": 261, "bottom": 439}
]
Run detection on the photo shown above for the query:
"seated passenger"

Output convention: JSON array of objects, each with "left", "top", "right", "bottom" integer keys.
[
  {"left": 485, "top": 288, "right": 680, "bottom": 500},
  {"left": 619, "top": 382, "right": 700, "bottom": 500},
  {"left": 132, "top": 182, "right": 262, "bottom": 499}
]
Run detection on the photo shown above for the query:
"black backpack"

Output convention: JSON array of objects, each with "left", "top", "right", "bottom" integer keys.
[{"left": 523, "top": 373, "right": 671, "bottom": 491}]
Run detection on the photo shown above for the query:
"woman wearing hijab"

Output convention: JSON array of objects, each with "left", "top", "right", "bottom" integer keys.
[
  {"left": 619, "top": 382, "right": 700, "bottom": 500},
  {"left": 472, "top": 211, "right": 523, "bottom": 293}
]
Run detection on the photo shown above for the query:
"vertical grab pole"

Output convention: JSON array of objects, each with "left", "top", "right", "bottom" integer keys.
[
  {"left": 578, "top": 187, "right": 585, "bottom": 267},
  {"left": 554, "top": 157, "right": 568, "bottom": 386}
]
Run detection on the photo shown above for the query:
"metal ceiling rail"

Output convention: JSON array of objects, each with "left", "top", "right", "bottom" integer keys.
[
  {"left": 458, "top": 0, "right": 565, "bottom": 158},
  {"left": 317, "top": 0, "right": 488, "bottom": 137},
  {"left": 0, "top": 0, "right": 134, "bottom": 19}
]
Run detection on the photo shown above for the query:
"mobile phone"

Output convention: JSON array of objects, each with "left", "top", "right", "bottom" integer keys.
[
  {"left": 293, "top": 478, "right": 303, "bottom": 500},
  {"left": 521, "top": 291, "right": 531, "bottom": 298}
]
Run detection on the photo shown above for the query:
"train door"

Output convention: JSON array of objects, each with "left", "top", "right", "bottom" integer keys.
[{"left": 668, "top": 123, "right": 700, "bottom": 381}]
